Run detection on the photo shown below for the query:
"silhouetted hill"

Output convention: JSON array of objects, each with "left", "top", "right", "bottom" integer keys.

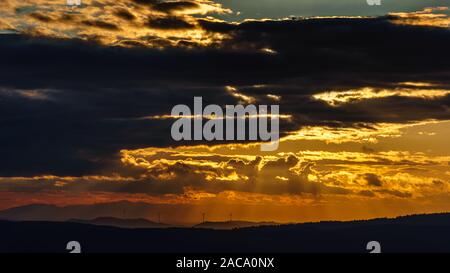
[
  {"left": 2, "top": 213, "right": 450, "bottom": 252},
  {"left": 194, "top": 221, "right": 277, "bottom": 229},
  {"left": 68, "top": 217, "right": 170, "bottom": 229}
]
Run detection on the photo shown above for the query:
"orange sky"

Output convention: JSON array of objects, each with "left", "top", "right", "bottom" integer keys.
[
  {"left": 0, "top": 1, "right": 449, "bottom": 224},
  {"left": 1, "top": 119, "right": 449, "bottom": 223}
]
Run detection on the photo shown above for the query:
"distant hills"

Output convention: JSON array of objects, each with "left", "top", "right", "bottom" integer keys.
[
  {"left": 2, "top": 213, "right": 450, "bottom": 252},
  {"left": 68, "top": 217, "right": 169, "bottom": 229},
  {"left": 0, "top": 201, "right": 157, "bottom": 222},
  {"left": 0, "top": 202, "right": 279, "bottom": 229}
]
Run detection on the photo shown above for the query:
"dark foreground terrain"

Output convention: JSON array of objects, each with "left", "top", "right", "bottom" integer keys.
[{"left": 2, "top": 213, "right": 450, "bottom": 253}]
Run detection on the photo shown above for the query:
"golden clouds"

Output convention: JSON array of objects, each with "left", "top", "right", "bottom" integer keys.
[
  {"left": 2, "top": 2, "right": 449, "bottom": 49},
  {"left": 313, "top": 85, "right": 450, "bottom": 106},
  {"left": 225, "top": 86, "right": 256, "bottom": 104},
  {"left": 118, "top": 121, "right": 450, "bottom": 200},
  {"left": 0, "top": 0, "right": 231, "bottom": 47},
  {"left": 284, "top": 122, "right": 439, "bottom": 144},
  {"left": 0, "top": 88, "right": 51, "bottom": 100},
  {"left": 389, "top": 7, "right": 450, "bottom": 28},
  {"left": 0, "top": 121, "right": 449, "bottom": 222}
]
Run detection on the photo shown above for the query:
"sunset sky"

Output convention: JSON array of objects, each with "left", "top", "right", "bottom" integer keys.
[{"left": 0, "top": 0, "right": 449, "bottom": 224}]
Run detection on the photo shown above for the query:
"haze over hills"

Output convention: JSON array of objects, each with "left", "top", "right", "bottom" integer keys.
[
  {"left": 68, "top": 217, "right": 170, "bottom": 229},
  {"left": 0, "top": 202, "right": 189, "bottom": 223},
  {"left": 0, "top": 202, "right": 155, "bottom": 222},
  {"left": 0, "top": 202, "right": 280, "bottom": 229}
]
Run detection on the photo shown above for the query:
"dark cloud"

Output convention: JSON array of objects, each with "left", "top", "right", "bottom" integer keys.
[
  {"left": 0, "top": 15, "right": 449, "bottom": 176},
  {"left": 153, "top": 1, "right": 200, "bottom": 13},
  {"left": 146, "top": 16, "right": 195, "bottom": 29},
  {"left": 359, "top": 190, "right": 376, "bottom": 197},
  {"left": 261, "top": 155, "right": 299, "bottom": 170},
  {"left": 362, "top": 146, "right": 376, "bottom": 153},
  {"left": 114, "top": 8, "right": 136, "bottom": 21},
  {"left": 364, "top": 173, "right": 383, "bottom": 187},
  {"left": 81, "top": 19, "right": 120, "bottom": 30},
  {"left": 132, "top": 0, "right": 200, "bottom": 14},
  {"left": 132, "top": 0, "right": 160, "bottom": 6},
  {"left": 29, "top": 12, "right": 54, "bottom": 23},
  {"left": 376, "top": 189, "right": 412, "bottom": 198},
  {"left": 60, "top": 13, "right": 76, "bottom": 22}
]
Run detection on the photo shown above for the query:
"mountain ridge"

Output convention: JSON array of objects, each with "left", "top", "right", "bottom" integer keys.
[{"left": 68, "top": 217, "right": 170, "bottom": 229}]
